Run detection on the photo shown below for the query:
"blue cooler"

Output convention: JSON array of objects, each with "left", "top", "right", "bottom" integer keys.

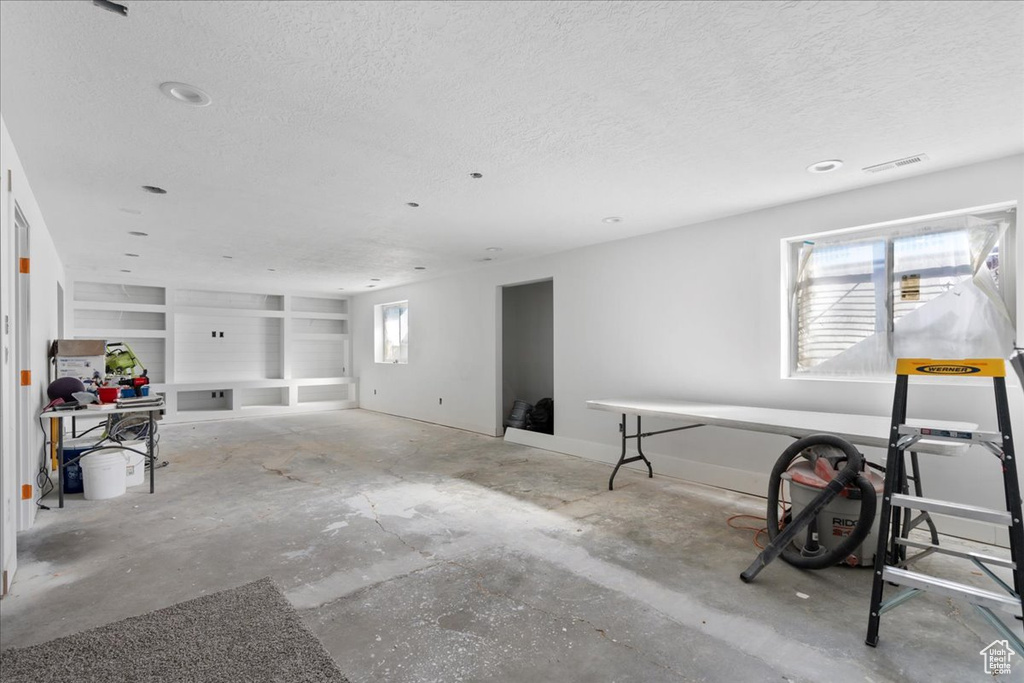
[{"left": 61, "top": 438, "right": 97, "bottom": 494}]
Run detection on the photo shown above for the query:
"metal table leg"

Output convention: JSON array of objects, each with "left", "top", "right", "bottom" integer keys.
[
  {"left": 148, "top": 409, "right": 155, "bottom": 494},
  {"left": 58, "top": 417, "right": 65, "bottom": 509},
  {"left": 607, "top": 414, "right": 702, "bottom": 490}
]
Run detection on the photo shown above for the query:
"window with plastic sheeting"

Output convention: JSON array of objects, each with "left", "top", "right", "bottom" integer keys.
[
  {"left": 374, "top": 300, "right": 408, "bottom": 364},
  {"left": 785, "top": 203, "right": 1017, "bottom": 377}
]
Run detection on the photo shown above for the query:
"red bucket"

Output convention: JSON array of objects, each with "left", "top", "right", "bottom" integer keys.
[{"left": 97, "top": 387, "right": 119, "bottom": 404}]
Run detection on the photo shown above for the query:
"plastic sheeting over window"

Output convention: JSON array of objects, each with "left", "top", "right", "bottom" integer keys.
[{"left": 791, "top": 205, "right": 1016, "bottom": 376}]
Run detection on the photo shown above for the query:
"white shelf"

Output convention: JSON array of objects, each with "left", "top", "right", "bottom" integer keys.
[
  {"left": 169, "top": 379, "right": 285, "bottom": 391},
  {"left": 175, "top": 307, "right": 286, "bottom": 318},
  {"left": 293, "top": 377, "right": 356, "bottom": 386},
  {"left": 290, "top": 312, "right": 348, "bottom": 321},
  {"left": 74, "top": 282, "right": 166, "bottom": 306},
  {"left": 291, "top": 296, "right": 348, "bottom": 315},
  {"left": 177, "top": 289, "right": 284, "bottom": 312},
  {"left": 69, "top": 301, "right": 166, "bottom": 313},
  {"left": 75, "top": 329, "right": 167, "bottom": 339},
  {"left": 294, "top": 333, "right": 349, "bottom": 341},
  {"left": 71, "top": 280, "right": 357, "bottom": 423}
]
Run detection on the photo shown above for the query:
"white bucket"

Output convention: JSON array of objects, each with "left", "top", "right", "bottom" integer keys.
[
  {"left": 81, "top": 450, "right": 128, "bottom": 500},
  {"left": 121, "top": 440, "right": 146, "bottom": 487}
]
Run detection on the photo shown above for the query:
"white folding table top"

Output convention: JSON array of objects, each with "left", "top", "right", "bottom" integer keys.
[
  {"left": 40, "top": 403, "right": 166, "bottom": 419},
  {"left": 586, "top": 398, "right": 978, "bottom": 457}
]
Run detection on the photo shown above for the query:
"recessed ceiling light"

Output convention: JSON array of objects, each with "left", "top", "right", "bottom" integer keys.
[
  {"left": 370, "top": 278, "right": 381, "bottom": 282},
  {"left": 338, "top": 287, "right": 345, "bottom": 291},
  {"left": 222, "top": 255, "right": 233, "bottom": 259},
  {"left": 406, "top": 202, "right": 420, "bottom": 208},
  {"left": 267, "top": 268, "right": 276, "bottom": 272},
  {"left": 119, "top": 208, "right": 142, "bottom": 215},
  {"left": 807, "top": 159, "right": 844, "bottom": 174},
  {"left": 120, "top": 269, "right": 131, "bottom": 273},
  {"left": 480, "top": 257, "right": 494, "bottom": 262},
  {"left": 367, "top": 285, "right": 377, "bottom": 288},
  {"left": 159, "top": 82, "right": 212, "bottom": 107},
  {"left": 469, "top": 172, "right": 483, "bottom": 179},
  {"left": 603, "top": 216, "right": 623, "bottom": 223},
  {"left": 128, "top": 231, "right": 148, "bottom": 237},
  {"left": 414, "top": 266, "right": 426, "bottom": 270},
  {"left": 485, "top": 247, "right": 502, "bottom": 252},
  {"left": 124, "top": 253, "right": 139, "bottom": 257},
  {"left": 141, "top": 185, "right": 167, "bottom": 194}
]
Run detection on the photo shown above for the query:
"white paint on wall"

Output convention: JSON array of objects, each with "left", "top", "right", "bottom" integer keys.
[
  {"left": 353, "top": 154, "right": 1024, "bottom": 544},
  {"left": 1, "top": 115, "right": 67, "bottom": 587},
  {"left": 501, "top": 280, "right": 553, "bottom": 421}
]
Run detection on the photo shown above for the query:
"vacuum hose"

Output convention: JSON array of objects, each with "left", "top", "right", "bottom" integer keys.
[{"left": 741, "top": 434, "right": 876, "bottom": 582}]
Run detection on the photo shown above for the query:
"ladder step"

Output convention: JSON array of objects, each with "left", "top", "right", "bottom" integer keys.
[
  {"left": 890, "top": 493, "right": 1012, "bottom": 526},
  {"left": 882, "top": 567, "right": 1022, "bottom": 616},
  {"left": 897, "top": 424, "right": 1003, "bottom": 446},
  {"left": 894, "top": 538, "right": 1016, "bottom": 569}
]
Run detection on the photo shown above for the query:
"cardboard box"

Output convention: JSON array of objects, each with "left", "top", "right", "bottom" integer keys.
[{"left": 53, "top": 339, "right": 106, "bottom": 387}]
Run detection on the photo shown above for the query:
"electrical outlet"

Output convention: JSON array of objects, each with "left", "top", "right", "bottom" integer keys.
[
  {"left": 211, "top": 331, "right": 216, "bottom": 338},
  {"left": 439, "top": 397, "right": 443, "bottom": 405},
  {"left": 219, "top": 331, "right": 224, "bottom": 338}
]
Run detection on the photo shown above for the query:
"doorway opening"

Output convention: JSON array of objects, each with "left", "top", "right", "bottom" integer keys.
[{"left": 499, "top": 279, "right": 553, "bottom": 435}]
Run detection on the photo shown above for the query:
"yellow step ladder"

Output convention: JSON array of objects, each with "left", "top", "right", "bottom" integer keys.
[{"left": 866, "top": 358, "right": 1023, "bottom": 650}]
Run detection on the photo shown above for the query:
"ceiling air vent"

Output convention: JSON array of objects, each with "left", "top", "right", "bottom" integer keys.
[{"left": 862, "top": 154, "right": 929, "bottom": 174}]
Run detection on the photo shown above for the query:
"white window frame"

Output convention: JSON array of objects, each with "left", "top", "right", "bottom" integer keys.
[
  {"left": 374, "top": 300, "right": 408, "bottom": 364},
  {"left": 782, "top": 202, "right": 1017, "bottom": 379}
]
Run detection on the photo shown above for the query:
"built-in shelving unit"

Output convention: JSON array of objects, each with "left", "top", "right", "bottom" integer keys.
[{"left": 68, "top": 280, "right": 357, "bottom": 423}]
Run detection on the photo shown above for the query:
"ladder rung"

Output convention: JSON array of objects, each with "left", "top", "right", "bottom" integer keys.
[
  {"left": 882, "top": 567, "right": 1022, "bottom": 616},
  {"left": 890, "top": 494, "right": 1012, "bottom": 526},
  {"left": 894, "top": 537, "right": 1016, "bottom": 569},
  {"left": 898, "top": 424, "right": 1003, "bottom": 446}
]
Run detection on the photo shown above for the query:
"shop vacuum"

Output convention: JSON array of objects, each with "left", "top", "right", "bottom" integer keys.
[{"left": 741, "top": 434, "right": 881, "bottom": 582}]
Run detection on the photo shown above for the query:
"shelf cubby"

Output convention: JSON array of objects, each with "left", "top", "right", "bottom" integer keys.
[
  {"left": 177, "top": 289, "right": 284, "bottom": 312},
  {"left": 75, "top": 309, "right": 165, "bottom": 331},
  {"left": 177, "top": 389, "right": 232, "bottom": 412},
  {"left": 292, "top": 296, "right": 348, "bottom": 315},
  {"left": 74, "top": 282, "right": 166, "bottom": 306}
]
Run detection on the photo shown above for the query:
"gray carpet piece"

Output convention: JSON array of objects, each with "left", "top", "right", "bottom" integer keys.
[{"left": 0, "top": 577, "right": 350, "bottom": 683}]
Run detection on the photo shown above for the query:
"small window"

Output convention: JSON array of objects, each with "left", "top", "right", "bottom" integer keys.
[
  {"left": 785, "top": 203, "right": 1016, "bottom": 377},
  {"left": 374, "top": 301, "right": 408, "bottom": 364}
]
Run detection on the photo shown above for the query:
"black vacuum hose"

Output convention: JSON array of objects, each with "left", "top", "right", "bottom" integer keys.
[{"left": 765, "top": 434, "right": 877, "bottom": 570}]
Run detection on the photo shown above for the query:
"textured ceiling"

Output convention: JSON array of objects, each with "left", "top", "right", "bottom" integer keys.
[{"left": 1, "top": 0, "right": 1022, "bottom": 293}]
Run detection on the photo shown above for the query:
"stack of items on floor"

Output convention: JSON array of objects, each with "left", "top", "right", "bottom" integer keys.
[
  {"left": 504, "top": 398, "right": 554, "bottom": 434},
  {"left": 63, "top": 438, "right": 149, "bottom": 501}
]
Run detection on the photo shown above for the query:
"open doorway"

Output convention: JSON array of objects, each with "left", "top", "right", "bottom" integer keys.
[{"left": 500, "top": 279, "right": 553, "bottom": 435}]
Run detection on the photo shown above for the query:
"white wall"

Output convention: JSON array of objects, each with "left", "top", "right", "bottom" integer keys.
[
  {"left": 502, "top": 280, "right": 553, "bottom": 420},
  {"left": 354, "top": 154, "right": 1024, "bottom": 543},
  {"left": 1, "top": 115, "right": 67, "bottom": 591}
]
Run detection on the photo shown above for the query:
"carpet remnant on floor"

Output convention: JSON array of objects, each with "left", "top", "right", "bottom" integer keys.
[{"left": 0, "top": 577, "right": 349, "bottom": 683}]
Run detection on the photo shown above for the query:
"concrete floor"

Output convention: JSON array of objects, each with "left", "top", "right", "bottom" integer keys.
[{"left": 0, "top": 410, "right": 1011, "bottom": 681}]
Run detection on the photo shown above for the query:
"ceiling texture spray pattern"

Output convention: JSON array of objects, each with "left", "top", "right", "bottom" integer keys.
[{"left": 0, "top": 0, "right": 1021, "bottom": 292}]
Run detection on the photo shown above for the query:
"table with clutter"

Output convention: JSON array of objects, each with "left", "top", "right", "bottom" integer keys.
[{"left": 39, "top": 400, "right": 165, "bottom": 508}]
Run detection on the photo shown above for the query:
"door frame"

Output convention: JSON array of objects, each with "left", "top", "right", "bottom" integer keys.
[
  {"left": 496, "top": 277, "right": 554, "bottom": 436},
  {"left": 13, "top": 204, "right": 33, "bottom": 531}
]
